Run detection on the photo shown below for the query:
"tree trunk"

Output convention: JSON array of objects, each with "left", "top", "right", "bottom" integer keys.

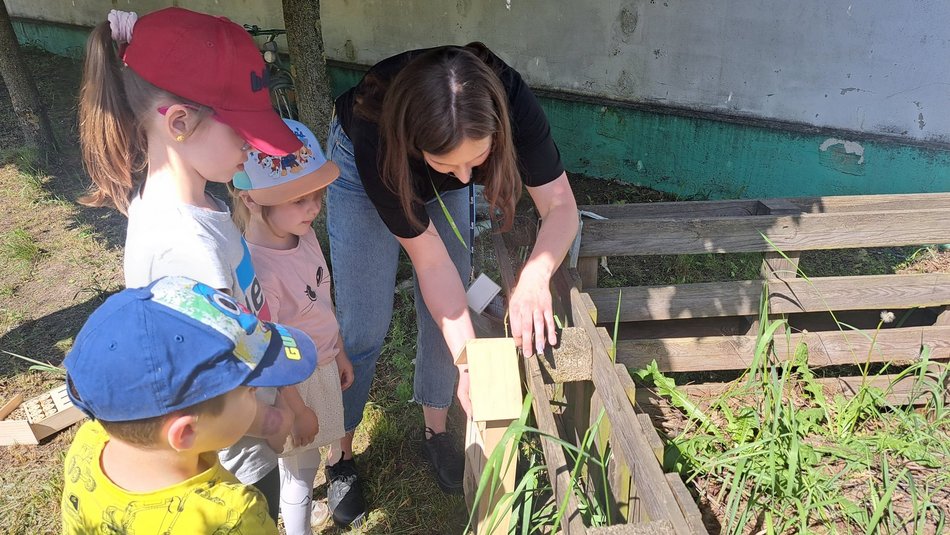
[
  {"left": 281, "top": 0, "right": 333, "bottom": 144},
  {"left": 0, "top": 1, "right": 56, "bottom": 154}
]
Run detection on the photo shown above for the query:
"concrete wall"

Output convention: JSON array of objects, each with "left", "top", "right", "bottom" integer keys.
[
  {"left": 7, "top": 1, "right": 950, "bottom": 198},
  {"left": 323, "top": 0, "right": 950, "bottom": 145},
  {"left": 5, "top": 1, "right": 283, "bottom": 29},
  {"left": 9, "top": 1, "right": 950, "bottom": 144}
]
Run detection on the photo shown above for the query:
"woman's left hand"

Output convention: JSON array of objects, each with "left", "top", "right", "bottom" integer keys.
[
  {"left": 337, "top": 353, "right": 355, "bottom": 391},
  {"left": 508, "top": 266, "right": 557, "bottom": 357}
]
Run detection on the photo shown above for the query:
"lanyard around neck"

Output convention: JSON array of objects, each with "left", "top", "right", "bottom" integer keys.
[{"left": 427, "top": 170, "right": 477, "bottom": 284}]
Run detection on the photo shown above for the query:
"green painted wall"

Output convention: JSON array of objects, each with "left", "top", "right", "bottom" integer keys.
[{"left": 12, "top": 18, "right": 950, "bottom": 199}]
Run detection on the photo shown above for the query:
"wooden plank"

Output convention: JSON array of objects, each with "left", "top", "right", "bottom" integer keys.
[
  {"left": 588, "top": 281, "right": 761, "bottom": 323},
  {"left": 639, "top": 372, "right": 949, "bottom": 408},
  {"left": 614, "top": 363, "right": 636, "bottom": 403},
  {"left": 589, "top": 388, "right": 630, "bottom": 523},
  {"left": 490, "top": 229, "right": 517, "bottom": 294},
  {"left": 580, "top": 292, "right": 598, "bottom": 324},
  {"left": 525, "top": 355, "right": 587, "bottom": 534},
  {"left": 578, "top": 200, "right": 765, "bottom": 220},
  {"left": 599, "top": 328, "right": 615, "bottom": 360},
  {"left": 458, "top": 339, "right": 522, "bottom": 422},
  {"left": 0, "top": 420, "right": 39, "bottom": 446},
  {"left": 579, "top": 208, "right": 950, "bottom": 256},
  {"left": 665, "top": 473, "right": 709, "bottom": 535},
  {"left": 615, "top": 326, "right": 950, "bottom": 372},
  {"left": 571, "top": 288, "right": 692, "bottom": 532},
  {"left": 464, "top": 418, "right": 483, "bottom": 512},
  {"left": 757, "top": 197, "right": 801, "bottom": 284},
  {"left": 638, "top": 413, "right": 664, "bottom": 464},
  {"left": 578, "top": 257, "right": 599, "bottom": 290},
  {"left": 479, "top": 423, "right": 518, "bottom": 535},
  {"left": 563, "top": 380, "right": 593, "bottom": 443},
  {"left": 587, "top": 273, "right": 950, "bottom": 323},
  {"left": 760, "top": 252, "right": 800, "bottom": 280},
  {"left": 768, "top": 273, "right": 950, "bottom": 314},
  {"left": 578, "top": 193, "right": 950, "bottom": 220},
  {"left": 787, "top": 193, "right": 950, "bottom": 214},
  {"left": 0, "top": 394, "right": 23, "bottom": 421}
]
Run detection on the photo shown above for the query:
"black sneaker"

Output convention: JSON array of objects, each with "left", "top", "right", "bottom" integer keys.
[
  {"left": 422, "top": 427, "right": 464, "bottom": 494},
  {"left": 325, "top": 456, "right": 367, "bottom": 527}
]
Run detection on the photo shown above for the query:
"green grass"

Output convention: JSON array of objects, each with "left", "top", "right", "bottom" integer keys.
[
  {"left": 2, "top": 228, "right": 44, "bottom": 267},
  {"left": 634, "top": 315, "right": 950, "bottom": 534}
]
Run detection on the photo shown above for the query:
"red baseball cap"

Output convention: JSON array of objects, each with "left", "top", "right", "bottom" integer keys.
[{"left": 122, "top": 7, "right": 301, "bottom": 156}]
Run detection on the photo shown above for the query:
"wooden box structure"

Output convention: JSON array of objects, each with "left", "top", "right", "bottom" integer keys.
[
  {"left": 480, "top": 192, "right": 949, "bottom": 534},
  {"left": 0, "top": 384, "right": 85, "bottom": 446},
  {"left": 460, "top": 338, "right": 524, "bottom": 535}
]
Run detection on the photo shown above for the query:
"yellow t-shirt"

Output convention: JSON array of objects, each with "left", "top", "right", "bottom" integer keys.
[{"left": 61, "top": 421, "right": 277, "bottom": 534}]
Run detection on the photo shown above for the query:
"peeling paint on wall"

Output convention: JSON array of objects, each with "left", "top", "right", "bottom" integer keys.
[{"left": 819, "top": 138, "right": 866, "bottom": 175}]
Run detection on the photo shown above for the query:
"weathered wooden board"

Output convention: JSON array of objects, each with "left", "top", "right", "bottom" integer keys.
[
  {"left": 572, "top": 288, "right": 692, "bottom": 533},
  {"left": 578, "top": 192, "right": 950, "bottom": 220},
  {"left": 579, "top": 208, "right": 950, "bottom": 256},
  {"left": 525, "top": 355, "right": 587, "bottom": 534},
  {"left": 637, "top": 371, "right": 949, "bottom": 407},
  {"left": 615, "top": 325, "right": 950, "bottom": 372},
  {"left": 588, "top": 273, "right": 950, "bottom": 323}
]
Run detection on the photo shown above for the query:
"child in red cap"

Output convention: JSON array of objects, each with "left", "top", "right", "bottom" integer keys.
[{"left": 77, "top": 7, "right": 304, "bottom": 521}]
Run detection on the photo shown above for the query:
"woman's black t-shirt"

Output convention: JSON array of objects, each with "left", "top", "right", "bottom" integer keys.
[{"left": 335, "top": 46, "right": 565, "bottom": 239}]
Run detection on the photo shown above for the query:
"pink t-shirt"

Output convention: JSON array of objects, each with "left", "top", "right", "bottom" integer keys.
[{"left": 246, "top": 231, "right": 340, "bottom": 367}]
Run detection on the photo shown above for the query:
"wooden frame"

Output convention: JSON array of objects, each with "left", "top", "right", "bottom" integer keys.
[
  {"left": 482, "top": 192, "right": 948, "bottom": 534},
  {"left": 576, "top": 193, "right": 950, "bottom": 399}
]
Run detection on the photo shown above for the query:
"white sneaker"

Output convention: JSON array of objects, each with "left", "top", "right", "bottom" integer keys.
[{"left": 310, "top": 500, "right": 331, "bottom": 529}]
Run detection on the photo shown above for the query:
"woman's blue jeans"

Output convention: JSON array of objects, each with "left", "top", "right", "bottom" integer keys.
[{"left": 326, "top": 117, "right": 471, "bottom": 433}]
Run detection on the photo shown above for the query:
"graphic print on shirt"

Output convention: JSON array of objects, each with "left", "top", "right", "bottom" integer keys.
[
  {"left": 302, "top": 266, "right": 330, "bottom": 314},
  {"left": 235, "top": 237, "right": 271, "bottom": 321}
]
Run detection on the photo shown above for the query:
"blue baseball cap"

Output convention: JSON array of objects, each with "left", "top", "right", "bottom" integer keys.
[
  {"left": 232, "top": 118, "right": 339, "bottom": 206},
  {"left": 64, "top": 276, "right": 317, "bottom": 422}
]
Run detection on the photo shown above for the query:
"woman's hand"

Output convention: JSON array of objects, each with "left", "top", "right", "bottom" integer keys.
[
  {"left": 336, "top": 353, "right": 355, "bottom": 391},
  {"left": 512, "top": 172, "right": 578, "bottom": 357},
  {"left": 508, "top": 266, "right": 557, "bottom": 356},
  {"left": 290, "top": 405, "right": 319, "bottom": 448}
]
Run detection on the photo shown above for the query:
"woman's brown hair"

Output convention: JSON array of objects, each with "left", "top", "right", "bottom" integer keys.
[
  {"left": 78, "top": 21, "right": 208, "bottom": 215},
  {"left": 360, "top": 43, "right": 521, "bottom": 232}
]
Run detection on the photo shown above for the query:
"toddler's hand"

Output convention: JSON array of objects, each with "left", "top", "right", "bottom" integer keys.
[{"left": 292, "top": 406, "right": 319, "bottom": 447}]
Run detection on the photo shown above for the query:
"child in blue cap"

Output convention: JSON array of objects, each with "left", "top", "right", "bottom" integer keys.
[{"left": 60, "top": 276, "right": 317, "bottom": 534}]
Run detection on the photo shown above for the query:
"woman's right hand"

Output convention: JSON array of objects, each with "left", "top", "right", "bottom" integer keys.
[
  {"left": 397, "top": 224, "right": 477, "bottom": 419},
  {"left": 456, "top": 364, "right": 473, "bottom": 419}
]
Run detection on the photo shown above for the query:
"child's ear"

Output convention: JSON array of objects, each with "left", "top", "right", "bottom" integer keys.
[
  {"left": 164, "top": 414, "right": 199, "bottom": 452},
  {"left": 162, "top": 104, "right": 198, "bottom": 143},
  {"left": 239, "top": 191, "right": 263, "bottom": 215}
]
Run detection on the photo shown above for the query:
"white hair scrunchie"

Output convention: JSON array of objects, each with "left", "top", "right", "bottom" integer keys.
[{"left": 108, "top": 10, "right": 138, "bottom": 44}]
